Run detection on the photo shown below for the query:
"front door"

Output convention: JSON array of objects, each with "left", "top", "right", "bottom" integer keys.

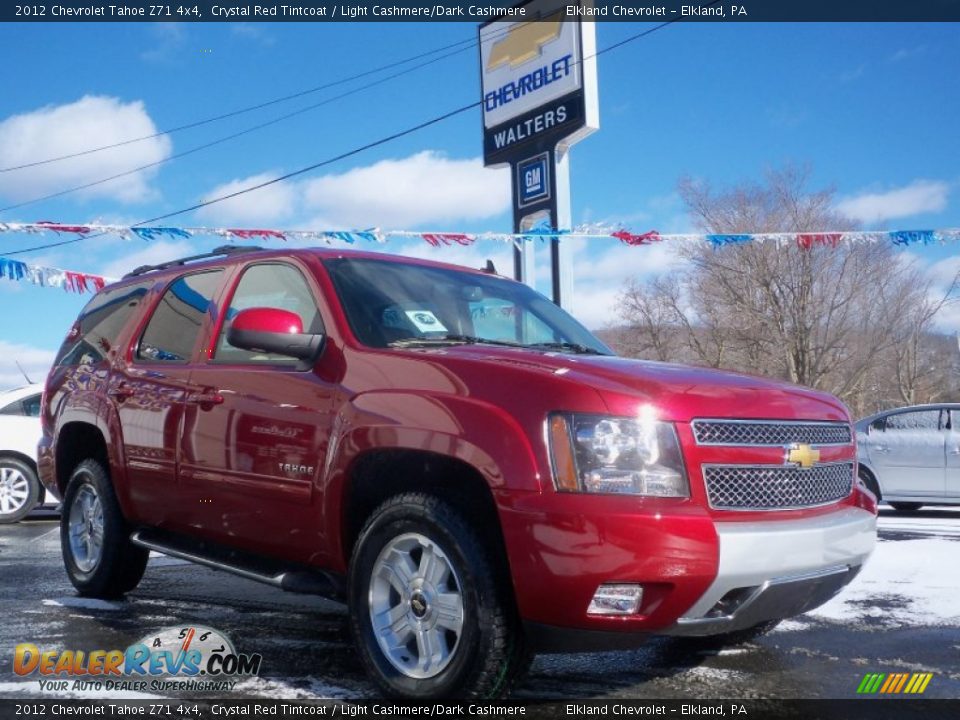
[
  {"left": 178, "top": 262, "right": 333, "bottom": 563},
  {"left": 943, "top": 409, "right": 960, "bottom": 501}
]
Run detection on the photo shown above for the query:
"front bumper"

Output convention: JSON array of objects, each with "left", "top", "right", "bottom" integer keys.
[
  {"left": 498, "top": 490, "right": 875, "bottom": 650},
  {"left": 665, "top": 506, "right": 875, "bottom": 635}
]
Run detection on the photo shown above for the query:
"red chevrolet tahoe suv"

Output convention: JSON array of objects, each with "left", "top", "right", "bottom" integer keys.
[{"left": 39, "top": 245, "right": 877, "bottom": 698}]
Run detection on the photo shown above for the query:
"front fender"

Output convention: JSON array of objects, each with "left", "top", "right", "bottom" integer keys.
[{"left": 319, "top": 391, "right": 543, "bottom": 570}]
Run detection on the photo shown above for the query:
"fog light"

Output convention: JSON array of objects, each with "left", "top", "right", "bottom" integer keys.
[{"left": 587, "top": 584, "right": 644, "bottom": 616}]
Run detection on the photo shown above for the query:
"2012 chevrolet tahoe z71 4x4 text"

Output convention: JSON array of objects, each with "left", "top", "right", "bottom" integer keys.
[{"left": 39, "top": 245, "right": 877, "bottom": 698}]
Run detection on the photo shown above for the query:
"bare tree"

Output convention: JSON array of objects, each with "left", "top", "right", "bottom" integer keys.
[{"left": 614, "top": 164, "right": 960, "bottom": 415}]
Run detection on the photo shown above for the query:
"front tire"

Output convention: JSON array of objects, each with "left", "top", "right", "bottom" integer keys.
[
  {"left": 60, "top": 459, "right": 148, "bottom": 598},
  {"left": 348, "top": 492, "right": 529, "bottom": 699},
  {"left": 0, "top": 457, "right": 41, "bottom": 524}
]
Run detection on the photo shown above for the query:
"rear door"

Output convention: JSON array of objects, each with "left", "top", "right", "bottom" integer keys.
[
  {"left": 110, "top": 270, "right": 225, "bottom": 527},
  {"left": 178, "top": 261, "right": 334, "bottom": 562},
  {"left": 865, "top": 408, "right": 946, "bottom": 498}
]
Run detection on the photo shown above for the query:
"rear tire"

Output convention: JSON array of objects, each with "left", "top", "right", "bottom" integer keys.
[
  {"left": 60, "top": 459, "right": 148, "bottom": 598},
  {"left": 348, "top": 492, "right": 529, "bottom": 699},
  {"left": 889, "top": 502, "right": 923, "bottom": 512},
  {"left": 0, "top": 457, "right": 40, "bottom": 524}
]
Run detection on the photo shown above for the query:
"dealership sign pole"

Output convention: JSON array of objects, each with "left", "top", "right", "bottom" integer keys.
[{"left": 479, "top": 0, "right": 600, "bottom": 307}]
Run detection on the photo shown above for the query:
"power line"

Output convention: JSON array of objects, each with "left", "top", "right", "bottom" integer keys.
[
  {"left": 0, "top": 22, "right": 533, "bottom": 213},
  {"left": 4, "top": 11, "right": 712, "bottom": 257},
  {"left": 2, "top": 102, "right": 479, "bottom": 256},
  {"left": 0, "top": 43, "right": 475, "bottom": 214},
  {"left": 0, "top": 23, "right": 520, "bottom": 174}
]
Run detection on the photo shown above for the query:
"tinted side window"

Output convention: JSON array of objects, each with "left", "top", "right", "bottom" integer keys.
[
  {"left": 137, "top": 271, "right": 223, "bottom": 363},
  {"left": 883, "top": 410, "right": 941, "bottom": 431},
  {"left": 22, "top": 394, "right": 41, "bottom": 417},
  {"left": 215, "top": 264, "right": 323, "bottom": 365},
  {"left": 0, "top": 399, "right": 25, "bottom": 416},
  {"left": 55, "top": 282, "right": 151, "bottom": 366}
]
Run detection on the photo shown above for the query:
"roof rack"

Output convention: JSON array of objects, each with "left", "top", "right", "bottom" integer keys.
[{"left": 123, "top": 245, "right": 264, "bottom": 279}]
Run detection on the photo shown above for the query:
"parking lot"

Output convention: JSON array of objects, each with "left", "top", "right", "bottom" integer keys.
[{"left": 1, "top": 507, "right": 958, "bottom": 700}]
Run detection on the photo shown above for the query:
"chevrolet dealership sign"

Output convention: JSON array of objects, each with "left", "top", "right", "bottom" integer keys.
[{"left": 480, "top": 0, "right": 599, "bottom": 166}]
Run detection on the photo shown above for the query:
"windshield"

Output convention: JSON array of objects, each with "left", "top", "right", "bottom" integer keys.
[{"left": 323, "top": 257, "right": 613, "bottom": 355}]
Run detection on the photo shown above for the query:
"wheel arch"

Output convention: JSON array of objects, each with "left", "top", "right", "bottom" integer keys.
[
  {"left": 54, "top": 421, "right": 110, "bottom": 497},
  {"left": 337, "top": 447, "right": 509, "bottom": 574},
  {"left": 857, "top": 461, "right": 882, "bottom": 501},
  {"left": 0, "top": 450, "right": 39, "bottom": 475}
]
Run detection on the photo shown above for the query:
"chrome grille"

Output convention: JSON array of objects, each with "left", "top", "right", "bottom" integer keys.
[
  {"left": 692, "top": 420, "right": 851, "bottom": 446},
  {"left": 703, "top": 462, "right": 854, "bottom": 510}
]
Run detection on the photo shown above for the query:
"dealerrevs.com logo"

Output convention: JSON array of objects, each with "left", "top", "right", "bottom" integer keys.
[{"left": 13, "top": 626, "right": 262, "bottom": 694}]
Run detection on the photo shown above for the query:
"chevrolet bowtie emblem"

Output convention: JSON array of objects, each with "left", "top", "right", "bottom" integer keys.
[
  {"left": 786, "top": 443, "right": 820, "bottom": 469},
  {"left": 487, "top": 15, "right": 563, "bottom": 71}
]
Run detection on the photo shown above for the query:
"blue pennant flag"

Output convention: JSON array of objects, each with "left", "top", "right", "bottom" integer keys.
[
  {"left": 0, "top": 257, "right": 28, "bottom": 281},
  {"left": 707, "top": 234, "right": 753, "bottom": 247},
  {"left": 889, "top": 230, "right": 936, "bottom": 246}
]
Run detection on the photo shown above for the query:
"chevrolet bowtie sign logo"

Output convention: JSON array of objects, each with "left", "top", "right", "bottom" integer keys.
[
  {"left": 786, "top": 443, "right": 821, "bottom": 469},
  {"left": 487, "top": 16, "right": 563, "bottom": 71}
]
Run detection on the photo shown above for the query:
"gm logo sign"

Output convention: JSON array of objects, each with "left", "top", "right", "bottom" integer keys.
[{"left": 517, "top": 153, "right": 550, "bottom": 207}]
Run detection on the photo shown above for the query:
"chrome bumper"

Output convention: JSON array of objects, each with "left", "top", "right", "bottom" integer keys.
[{"left": 665, "top": 507, "right": 876, "bottom": 636}]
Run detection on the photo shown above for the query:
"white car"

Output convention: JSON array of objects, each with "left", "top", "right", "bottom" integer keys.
[
  {"left": 855, "top": 403, "right": 960, "bottom": 511},
  {"left": 0, "top": 385, "right": 49, "bottom": 523}
]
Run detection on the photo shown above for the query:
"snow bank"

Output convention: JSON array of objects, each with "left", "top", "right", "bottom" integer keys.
[{"left": 812, "top": 537, "right": 960, "bottom": 626}]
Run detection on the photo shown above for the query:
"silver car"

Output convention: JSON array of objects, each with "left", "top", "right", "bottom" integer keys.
[{"left": 855, "top": 404, "right": 960, "bottom": 511}]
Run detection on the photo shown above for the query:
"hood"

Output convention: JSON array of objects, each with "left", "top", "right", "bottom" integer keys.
[{"left": 430, "top": 346, "right": 850, "bottom": 423}]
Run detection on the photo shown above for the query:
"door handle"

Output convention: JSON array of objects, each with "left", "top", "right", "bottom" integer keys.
[
  {"left": 187, "top": 389, "right": 224, "bottom": 409},
  {"left": 873, "top": 445, "right": 890, "bottom": 453},
  {"left": 108, "top": 383, "right": 133, "bottom": 402},
  {"left": 950, "top": 447, "right": 960, "bottom": 456}
]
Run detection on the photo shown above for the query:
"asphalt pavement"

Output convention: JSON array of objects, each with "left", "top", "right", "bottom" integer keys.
[{"left": 0, "top": 506, "right": 958, "bottom": 700}]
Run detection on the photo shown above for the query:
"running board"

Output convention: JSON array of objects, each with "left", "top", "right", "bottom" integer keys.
[{"left": 130, "top": 529, "right": 343, "bottom": 600}]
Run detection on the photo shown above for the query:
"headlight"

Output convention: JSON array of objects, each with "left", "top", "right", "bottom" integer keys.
[{"left": 548, "top": 408, "right": 689, "bottom": 497}]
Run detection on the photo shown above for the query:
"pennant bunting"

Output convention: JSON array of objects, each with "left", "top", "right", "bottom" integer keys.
[{"left": 0, "top": 256, "right": 110, "bottom": 294}]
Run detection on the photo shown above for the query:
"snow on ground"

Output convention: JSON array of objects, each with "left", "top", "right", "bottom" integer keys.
[
  {"left": 877, "top": 511, "right": 960, "bottom": 538},
  {"left": 232, "top": 676, "right": 362, "bottom": 700},
  {"left": 772, "top": 619, "right": 811, "bottom": 633},
  {"left": 0, "top": 682, "right": 162, "bottom": 700},
  {"left": 41, "top": 598, "right": 124, "bottom": 612},
  {"left": 812, "top": 536, "right": 960, "bottom": 626}
]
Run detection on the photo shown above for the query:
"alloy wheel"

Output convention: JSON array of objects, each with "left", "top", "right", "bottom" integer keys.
[
  {"left": 68, "top": 482, "right": 105, "bottom": 573},
  {"left": 368, "top": 532, "right": 465, "bottom": 679}
]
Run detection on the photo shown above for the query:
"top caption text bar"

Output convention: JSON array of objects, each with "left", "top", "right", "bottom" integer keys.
[{"left": 6, "top": 1, "right": 960, "bottom": 23}]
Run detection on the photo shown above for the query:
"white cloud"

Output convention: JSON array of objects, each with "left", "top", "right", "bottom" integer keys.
[
  {"left": 0, "top": 341, "right": 55, "bottom": 391},
  {"left": 563, "top": 238, "right": 690, "bottom": 329},
  {"left": 0, "top": 96, "right": 172, "bottom": 205},
  {"left": 301, "top": 151, "right": 510, "bottom": 228},
  {"left": 888, "top": 45, "right": 926, "bottom": 63},
  {"left": 140, "top": 24, "right": 188, "bottom": 64},
  {"left": 99, "top": 239, "right": 197, "bottom": 280},
  {"left": 835, "top": 180, "right": 950, "bottom": 225},
  {"left": 838, "top": 63, "right": 867, "bottom": 83},
  {"left": 195, "top": 172, "right": 298, "bottom": 226},
  {"left": 192, "top": 151, "right": 510, "bottom": 231},
  {"left": 231, "top": 24, "right": 276, "bottom": 45}
]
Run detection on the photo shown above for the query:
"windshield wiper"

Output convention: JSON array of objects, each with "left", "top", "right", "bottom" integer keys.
[
  {"left": 523, "top": 342, "right": 607, "bottom": 355},
  {"left": 388, "top": 335, "right": 523, "bottom": 348}
]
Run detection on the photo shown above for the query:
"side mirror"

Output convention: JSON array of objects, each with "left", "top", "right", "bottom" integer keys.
[{"left": 226, "top": 307, "right": 324, "bottom": 361}]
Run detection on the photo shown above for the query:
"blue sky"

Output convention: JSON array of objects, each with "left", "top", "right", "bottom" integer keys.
[{"left": 1, "top": 20, "right": 958, "bottom": 387}]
